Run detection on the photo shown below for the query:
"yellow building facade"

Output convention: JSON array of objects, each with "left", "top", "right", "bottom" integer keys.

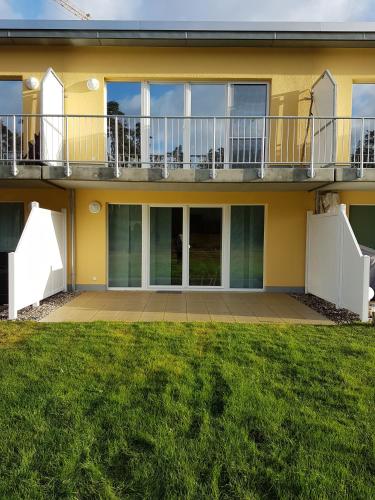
[{"left": 2, "top": 21, "right": 375, "bottom": 295}]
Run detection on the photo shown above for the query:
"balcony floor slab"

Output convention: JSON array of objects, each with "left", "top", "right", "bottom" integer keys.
[
  {"left": 42, "top": 165, "right": 335, "bottom": 184},
  {"left": 0, "top": 164, "right": 42, "bottom": 180}
]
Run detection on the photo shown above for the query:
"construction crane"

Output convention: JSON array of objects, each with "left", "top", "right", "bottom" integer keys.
[{"left": 51, "top": 0, "right": 91, "bottom": 20}]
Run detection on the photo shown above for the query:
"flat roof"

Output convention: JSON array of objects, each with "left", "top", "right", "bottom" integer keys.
[{"left": 2, "top": 20, "right": 375, "bottom": 47}]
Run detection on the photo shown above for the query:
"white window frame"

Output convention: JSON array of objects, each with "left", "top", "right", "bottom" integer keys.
[
  {"left": 105, "top": 81, "right": 270, "bottom": 169},
  {"left": 107, "top": 203, "right": 266, "bottom": 292}
]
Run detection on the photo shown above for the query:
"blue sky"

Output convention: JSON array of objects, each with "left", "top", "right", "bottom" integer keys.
[{"left": 1, "top": 0, "right": 374, "bottom": 22}]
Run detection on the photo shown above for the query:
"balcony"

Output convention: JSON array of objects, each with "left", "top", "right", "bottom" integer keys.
[{"left": 0, "top": 114, "right": 374, "bottom": 184}]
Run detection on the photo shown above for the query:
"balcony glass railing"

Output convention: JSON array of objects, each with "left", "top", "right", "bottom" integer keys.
[{"left": 0, "top": 114, "right": 373, "bottom": 178}]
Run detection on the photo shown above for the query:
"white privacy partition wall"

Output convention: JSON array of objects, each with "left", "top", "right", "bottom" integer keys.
[
  {"left": 8, "top": 202, "right": 67, "bottom": 320},
  {"left": 305, "top": 204, "right": 370, "bottom": 322},
  {"left": 41, "top": 68, "right": 64, "bottom": 166},
  {"left": 311, "top": 69, "right": 337, "bottom": 166}
]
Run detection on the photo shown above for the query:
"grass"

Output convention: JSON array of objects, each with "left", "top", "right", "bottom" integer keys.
[{"left": 0, "top": 321, "right": 374, "bottom": 499}]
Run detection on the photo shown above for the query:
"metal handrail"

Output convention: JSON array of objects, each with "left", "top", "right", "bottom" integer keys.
[{"left": 0, "top": 114, "right": 373, "bottom": 179}]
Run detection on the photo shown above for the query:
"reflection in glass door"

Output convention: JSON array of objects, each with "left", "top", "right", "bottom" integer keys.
[
  {"left": 150, "top": 207, "right": 183, "bottom": 286},
  {"left": 189, "top": 208, "right": 222, "bottom": 286},
  {"left": 229, "top": 84, "right": 267, "bottom": 167},
  {"left": 230, "top": 206, "right": 264, "bottom": 288}
]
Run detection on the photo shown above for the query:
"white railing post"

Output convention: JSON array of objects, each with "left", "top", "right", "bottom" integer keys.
[
  {"left": 258, "top": 116, "right": 266, "bottom": 178},
  {"left": 8, "top": 252, "right": 17, "bottom": 320},
  {"left": 183, "top": 117, "right": 190, "bottom": 169},
  {"left": 309, "top": 116, "right": 315, "bottom": 178},
  {"left": 65, "top": 116, "right": 71, "bottom": 177},
  {"left": 358, "top": 117, "right": 365, "bottom": 178},
  {"left": 114, "top": 116, "right": 120, "bottom": 178},
  {"left": 12, "top": 115, "right": 18, "bottom": 176},
  {"left": 163, "top": 117, "right": 168, "bottom": 179},
  {"left": 211, "top": 116, "right": 217, "bottom": 179}
]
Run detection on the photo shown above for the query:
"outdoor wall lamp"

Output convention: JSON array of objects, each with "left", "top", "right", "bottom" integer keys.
[
  {"left": 87, "top": 78, "right": 100, "bottom": 91},
  {"left": 25, "top": 76, "right": 40, "bottom": 90},
  {"left": 88, "top": 201, "right": 102, "bottom": 214}
]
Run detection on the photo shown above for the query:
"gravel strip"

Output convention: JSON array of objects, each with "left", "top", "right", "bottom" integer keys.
[
  {"left": 290, "top": 293, "right": 361, "bottom": 324},
  {"left": 0, "top": 291, "right": 80, "bottom": 322}
]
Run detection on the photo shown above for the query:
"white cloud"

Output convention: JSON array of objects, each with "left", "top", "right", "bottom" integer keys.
[
  {"left": 39, "top": 0, "right": 374, "bottom": 21},
  {"left": 0, "top": 0, "right": 21, "bottom": 18}
]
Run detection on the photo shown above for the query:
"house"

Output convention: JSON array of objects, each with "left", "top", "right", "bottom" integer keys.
[{"left": 1, "top": 20, "right": 375, "bottom": 318}]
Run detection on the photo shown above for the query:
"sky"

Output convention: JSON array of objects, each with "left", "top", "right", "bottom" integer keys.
[{"left": 1, "top": 0, "right": 375, "bottom": 22}]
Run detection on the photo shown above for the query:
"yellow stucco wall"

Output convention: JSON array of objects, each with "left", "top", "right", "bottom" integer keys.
[
  {"left": 341, "top": 191, "right": 375, "bottom": 206},
  {"left": 0, "top": 45, "right": 373, "bottom": 117},
  {"left": 75, "top": 189, "right": 314, "bottom": 288},
  {"left": 0, "top": 187, "right": 69, "bottom": 216},
  {"left": 3, "top": 187, "right": 375, "bottom": 289},
  {"left": 2, "top": 45, "right": 375, "bottom": 289}
]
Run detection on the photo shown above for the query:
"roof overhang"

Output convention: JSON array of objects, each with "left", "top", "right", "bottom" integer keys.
[{"left": 2, "top": 21, "right": 375, "bottom": 47}]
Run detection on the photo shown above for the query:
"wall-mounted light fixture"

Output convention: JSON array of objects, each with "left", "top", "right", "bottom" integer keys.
[
  {"left": 88, "top": 201, "right": 102, "bottom": 214},
  {"left": 25, "top": 77, "right": 40, "bottom": 90},
  {"left": 87, "top": 78, "right": 100, "bottom": 91}
]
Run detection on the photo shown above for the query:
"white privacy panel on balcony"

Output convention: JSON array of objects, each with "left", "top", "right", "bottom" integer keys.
[
  {"left": 41, "top": 68, "right": 64, "bottom": 166},
  {"left": 311, "top": 70, "right": 337, "bottom": 166}
]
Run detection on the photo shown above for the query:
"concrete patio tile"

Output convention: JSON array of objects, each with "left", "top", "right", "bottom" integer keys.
[
  {"left": 115, "top": 311, "right": 143, "bottom": 322},
  {"left": 143, "top": 303, "right": 167, "bottom": 313},
  {"left": 40, "top": 291, "right": 331, "bottom": 325},
  {"left": 140, "top": 311, "right": 165, "bottom": 322},
  {"left": 233, "top": 315, "right": 260, "bottom": 323},
  {"left": 187, "top": 313, "right": 211, "bottom": 321},
  {"left": 91, "top": 310, "right": 122, "bottom": 321},
  {"left": 164, "top": 312, "right": 188, "bottom": 322},
  {"left": 210, "top": 314, "right": 237, "bottom": 322}
]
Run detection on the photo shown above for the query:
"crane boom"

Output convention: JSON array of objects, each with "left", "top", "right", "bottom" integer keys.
[{"left": 51, "top": 0, "right": 91, "bottom": 20}]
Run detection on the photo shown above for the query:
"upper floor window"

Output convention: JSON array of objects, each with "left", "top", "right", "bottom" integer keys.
[
  {"left": 352, "top": 84, "right": 375, "bottom": 165},
  {"left": 150, "top": 84, "right": 184, "bottom": 117},
  {"left": 105, "top": 81, "right": 268, "bottom": 168},
  {"left": 352, "top": 84, "right": 375, "bottom": 117},
  {"left": 106, "top": 82, "right": 141, "bottom": 116},
  {"left": 0, "top": 80, "right": 22, "bottom": 115},
  {"left": 0, "top": 80, "right": 22, "bottom": 160}
]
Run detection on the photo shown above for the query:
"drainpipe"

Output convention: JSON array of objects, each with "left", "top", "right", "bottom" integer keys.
[{"left": 69, "top": 189, "right": 76, "bottom": 291}]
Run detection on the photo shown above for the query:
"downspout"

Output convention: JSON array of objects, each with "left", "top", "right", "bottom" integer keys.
[{"left": 69, "top": 189, "right": 76, "bottom": 291}]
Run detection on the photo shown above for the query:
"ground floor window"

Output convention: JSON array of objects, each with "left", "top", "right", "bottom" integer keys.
[
  {"left": 108, "top": 204, "right": 265, "bottom": 290},
  {"left": 349, "top": 205, "right": 375, "bottom": 250}
]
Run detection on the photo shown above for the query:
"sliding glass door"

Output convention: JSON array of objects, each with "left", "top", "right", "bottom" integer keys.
[
  {"left": 108, "top": 204, "right": 264, "bottom": 290},
  {"left": 229, "top": 84, "right": 267, "bottom": 167},
  {"left": 189, "top": 208, "right": 222, "bottom": 287},
  {"left": 150, "top": 207, "right": 183, "bottom": 285},
  {"left": 108, "top": 205, "right": 142, "bottom": 287},
  {"left": 230, "top": 206, "right": 264, "bottom": 288}
]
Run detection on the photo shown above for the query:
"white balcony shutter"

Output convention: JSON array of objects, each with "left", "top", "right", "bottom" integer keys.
[
  {"left": 311, "top": 70, "right": 337, "bottom": 166},
  {"left": 40, "top": 68, "right": 64, "bottom": 166}
]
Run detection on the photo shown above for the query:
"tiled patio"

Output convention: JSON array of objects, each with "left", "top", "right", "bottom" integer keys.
[{"left": 41, "top": 291, "right": 332, "bottom": 324}]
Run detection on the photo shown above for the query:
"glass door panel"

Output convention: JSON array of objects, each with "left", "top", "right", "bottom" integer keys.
[
  {"left": 150, "top": 84, "right": 185, "bottom": 168},
  {"left": 190, "top": 84, "right": 226, "bottom": 169},
  {"left": 150, "top": 207, "right": 183, "bottom": 285},
  {"left": 106, "top": 82, "right": 142, "bottom": 167},
  {"left": 108, "top": 205, "right": 142, "bottom": 287},
  {"left": 230, "top": 206, "right": 264, "bottom": 288},
  {"left": 189, "top": 207, "right": 222, "bottom": 286},
  {"left": 229, "top": 84, "right": 267, "bottom": 167}
]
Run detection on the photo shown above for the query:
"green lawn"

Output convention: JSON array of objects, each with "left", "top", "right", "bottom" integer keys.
[{"left": 0, "top": 321, "right": 374, "bottom": 499}]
